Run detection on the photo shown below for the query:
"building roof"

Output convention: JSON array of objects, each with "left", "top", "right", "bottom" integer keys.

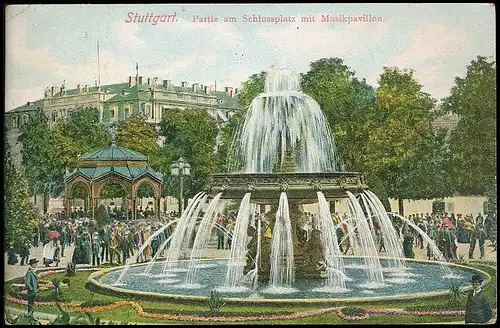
[
  {"left": 61, "top": 82, "right": 130, "bottom": 96},
  {"left": 5, "top": 100, "right": 43, "bottom": 114},
  {"left": 64, "top": 144, "right": 163, "bottom": 182},
  {"left": 80, "top": 145, "right": 147, "bottom": 161},
  {"left": 212, "top": 91, "right": 242, "bottom": 110}
]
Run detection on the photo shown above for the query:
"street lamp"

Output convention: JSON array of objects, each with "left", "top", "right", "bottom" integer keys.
[{"left": 170, "top": 157, "right": 191, "bottom": 217}]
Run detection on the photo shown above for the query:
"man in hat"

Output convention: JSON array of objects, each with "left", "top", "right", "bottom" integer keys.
[
  {"left": 465, "top": 273, "right": 492, "bottom": 323},
  {"left": 25, "top": 258, "right": 39, "bottom": 314},
  {"left": 469, "top": 223, "right": 488, "bottom": 260},
  {"left": 436, "top": 220, "right": 456, "bottom": 261}
]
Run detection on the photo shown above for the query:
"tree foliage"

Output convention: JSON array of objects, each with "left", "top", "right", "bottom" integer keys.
[
  {"left": 301, "top": 58, "right": 376, "bottom": 172},
  {"left": 115, "top": 114, "right": 159, "bottom": 157},
  {"left": 19, "top": 109, "right": 53, "bottom": 197},
  {"left": 364, "top": 67, "right": 453, "bottom": 212},
  {"left": 4, "top": 136, "right": 38, "bottom": 251},
  {"left": 20, "top": 107, "right": 111, "bottom": 199},
  {"left": 236, "top": 71, "right": 267, "bottom": 108},
  {"left": 158, "top": 109, "right": 219, "bottom": 199},
  {"left": 441, "top": 56, "right": 496, "bottom": 195},
  {"left": 95, "top": 204, "right": 110, "bottom": 228}
]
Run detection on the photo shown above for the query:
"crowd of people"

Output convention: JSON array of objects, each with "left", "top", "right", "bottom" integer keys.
[
  {"left": 7, "top": 208, "right": 178, "bottom": 268},
  {"left": 7, "top": 206, "right": 497, "bottom": 270},
  {"left": 390, "top": 211, "right": 496, "bottom": 261}
]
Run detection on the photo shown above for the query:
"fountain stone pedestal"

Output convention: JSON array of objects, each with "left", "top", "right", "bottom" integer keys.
[{"left": 213, "top": 172, "right": 368, "bottom": 282}]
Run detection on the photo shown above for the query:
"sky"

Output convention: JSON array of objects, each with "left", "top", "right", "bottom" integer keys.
[{"left": 4, "top": 3, "right": 496, "bottom": 111}]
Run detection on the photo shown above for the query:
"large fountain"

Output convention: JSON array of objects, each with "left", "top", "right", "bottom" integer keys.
[{"left": 89, "top": 66, "right": 489, "bottom": 304}]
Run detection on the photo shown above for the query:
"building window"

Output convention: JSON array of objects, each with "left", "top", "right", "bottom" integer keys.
[
  {"left": 110, "top": 109, "right": 115, "bottom": 120},
  {"left": 146, "top": 104, "right": 153, "bottom": 119},
  {"left": 11, "top": 116, "right": 19, "bottom": 128},
  {"left": 52, "top": 111, "right": 58, "bottom": 122},
  {"left": 124, "top": 108, "right": 130, "bottom": 118},
  {"left": 22, "top": 114, "right": 29, "bottom": 125},
  {"left": 141, "top": 103, "right": 146, "bottom": 116}
]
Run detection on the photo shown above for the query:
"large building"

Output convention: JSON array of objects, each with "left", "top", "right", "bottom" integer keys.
[{"left": 5, "top": 75, "right": 243, "bottom": 166}]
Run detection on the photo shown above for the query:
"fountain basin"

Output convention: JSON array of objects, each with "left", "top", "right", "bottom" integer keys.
[
  {"left": 206, "top": 172, "right": 367, "bottom": 204},
  {"left": 88, "top": 257, "right": 490, "bottom": 305}
]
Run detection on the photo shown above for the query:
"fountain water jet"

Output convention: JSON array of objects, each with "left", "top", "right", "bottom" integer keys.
[
  {"left": 265, "top": 192, "right": 296, "bottom": 293},
  {"left": 346, "top": 191, "right": 385, "bottom": 288}
]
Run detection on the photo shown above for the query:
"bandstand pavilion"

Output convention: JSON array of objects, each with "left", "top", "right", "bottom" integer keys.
[{"left": 64, "top": 145, "right": 163, "bottom": 220}]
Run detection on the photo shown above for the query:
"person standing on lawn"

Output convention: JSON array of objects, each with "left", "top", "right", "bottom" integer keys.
[{"left": 24, "top": 258, "right": 39, "bottom": 315}]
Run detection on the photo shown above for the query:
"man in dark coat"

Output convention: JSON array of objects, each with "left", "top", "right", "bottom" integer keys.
[
  {"left": 469, "top": 223, "right": 487, "bottom": 260},
  {"left": 25, "top": 258, "right": 39, "bottom": 314},
  {"left": 465, "top": 273, "right": 492, "bottom": 324}
]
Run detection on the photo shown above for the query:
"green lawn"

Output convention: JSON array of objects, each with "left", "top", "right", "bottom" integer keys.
[{"left": 4, "top": 262, "right": 496, "bottom": 324}]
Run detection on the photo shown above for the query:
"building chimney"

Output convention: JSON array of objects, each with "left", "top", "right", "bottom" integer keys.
[
  {"left": 51, "top": 86, "right": 55, "bottom": 96},
  {"left": 192, "top": 83, "right": 200, "bottom": 92},
  {"left": 234, "top": 88, "right": 238, "bottom": 96},
  {"left": 147, "top": 77, "right": 150, "bottom": 85},
  {"left": 138, "top": 76, "right": 143, "bottom": 85},
  {"left": 163, "top": 80, "right": 171, "bottom": 88},
  {"left": 204, "top": 86, "right": 209, "bottom": 93},
  {"left": 128, "top": 76, "right": 133, "bottom": 87},
  {"left": 181, "top": 82, "right": 189, "bottom": 88},
  {"left": 77, "top": 84, "right": 81, "bottom": 93},
  {"left": 225, "top": 87, "right": 234, "bottom": 97}
]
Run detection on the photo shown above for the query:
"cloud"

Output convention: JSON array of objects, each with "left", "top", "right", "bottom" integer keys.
[
  {"left": 383, "top": 23, "right": 473, "bottom": 100},
  {"left": 5, "top": 86, "right": 44, "bottom": 110},
  {"left": 111, "top": 19, "right": 147, "bottom": 52},
  {"left": 388, "top": 24, "right": 471, "bottom": 69},
  {"left": 6, "top": 11, "right": 54, "bottom": 72}
]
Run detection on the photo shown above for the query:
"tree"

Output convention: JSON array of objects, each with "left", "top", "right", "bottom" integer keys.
[
  {"left": 20, "top": 107, "right": 111, "bottom": 210},
  {"left": 236, "top": 71, "right": 267, "bottom": 108},
  {"left": 19, "top": 109, "right": 53, "bottom": 211},
  {"left": 115, "top": 114, "right": 159, "bottom": 157},
  {"left": 4, "top": 135, "right": 38, "bottom": 252},
  {"left": 441, "top": 56, "right": 496, "bottom": 195},
  {"left": 95, "top": 204, "right": 110, "bottom": 228},
  {"left": 365, "top": 67, "right": 452, "bottom": 215},
  {"left": 301, "top": 58, "right": 377, "bottom": 172},
  {"left": 158, "top": 109, "right": 218, "bottom": 199}
]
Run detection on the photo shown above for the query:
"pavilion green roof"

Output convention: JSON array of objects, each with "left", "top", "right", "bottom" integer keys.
[
  {"left": 80, "top": 145, "right": 147, "bottom": 161},
  {"left": 64, "top": 165, "right": 163, "bottom": 182}
]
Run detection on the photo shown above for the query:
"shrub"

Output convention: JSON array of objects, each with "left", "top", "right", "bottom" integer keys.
[
  {"left": 447, "top": 283, "right": 467, "bottom": 307},
  {"left": 95, "top": 204, "right": 110, "bottom": 228},
  {"left": 207, "top": 290, "right": 226, "bottom": 314},
  {"left": 341, "top": 306, "right": 365, "bottom": 317}
]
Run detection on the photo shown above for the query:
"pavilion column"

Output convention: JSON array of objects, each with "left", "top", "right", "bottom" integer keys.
[
  {"left": 156, "top": 197, "right": 161, "bottom": 221},
  {"left": 92, "top": 197, "right": 98, "bottom": 220},
  {"left": 65, "top": 197, "right": 71, "bottom": 220},
  {"left": 132, "top": 198, "right": 137, "bottom": 220}
]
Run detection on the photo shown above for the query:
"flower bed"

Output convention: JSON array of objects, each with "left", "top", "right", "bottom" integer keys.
[{"left": 3, "top": 292, "right": 474, "bottom": 323}]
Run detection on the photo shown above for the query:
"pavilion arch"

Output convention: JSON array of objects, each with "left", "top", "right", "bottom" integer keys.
[
  {"left": 64, "top": 145, "right": 163, "bottom": 220},
  {"left": 66, "top": 180, "right": 91, "bottom": 213}
]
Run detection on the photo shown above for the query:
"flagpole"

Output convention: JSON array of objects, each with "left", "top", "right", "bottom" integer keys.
[{"left": 97, "top": 40, "right": 100, "bottom": 86}]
